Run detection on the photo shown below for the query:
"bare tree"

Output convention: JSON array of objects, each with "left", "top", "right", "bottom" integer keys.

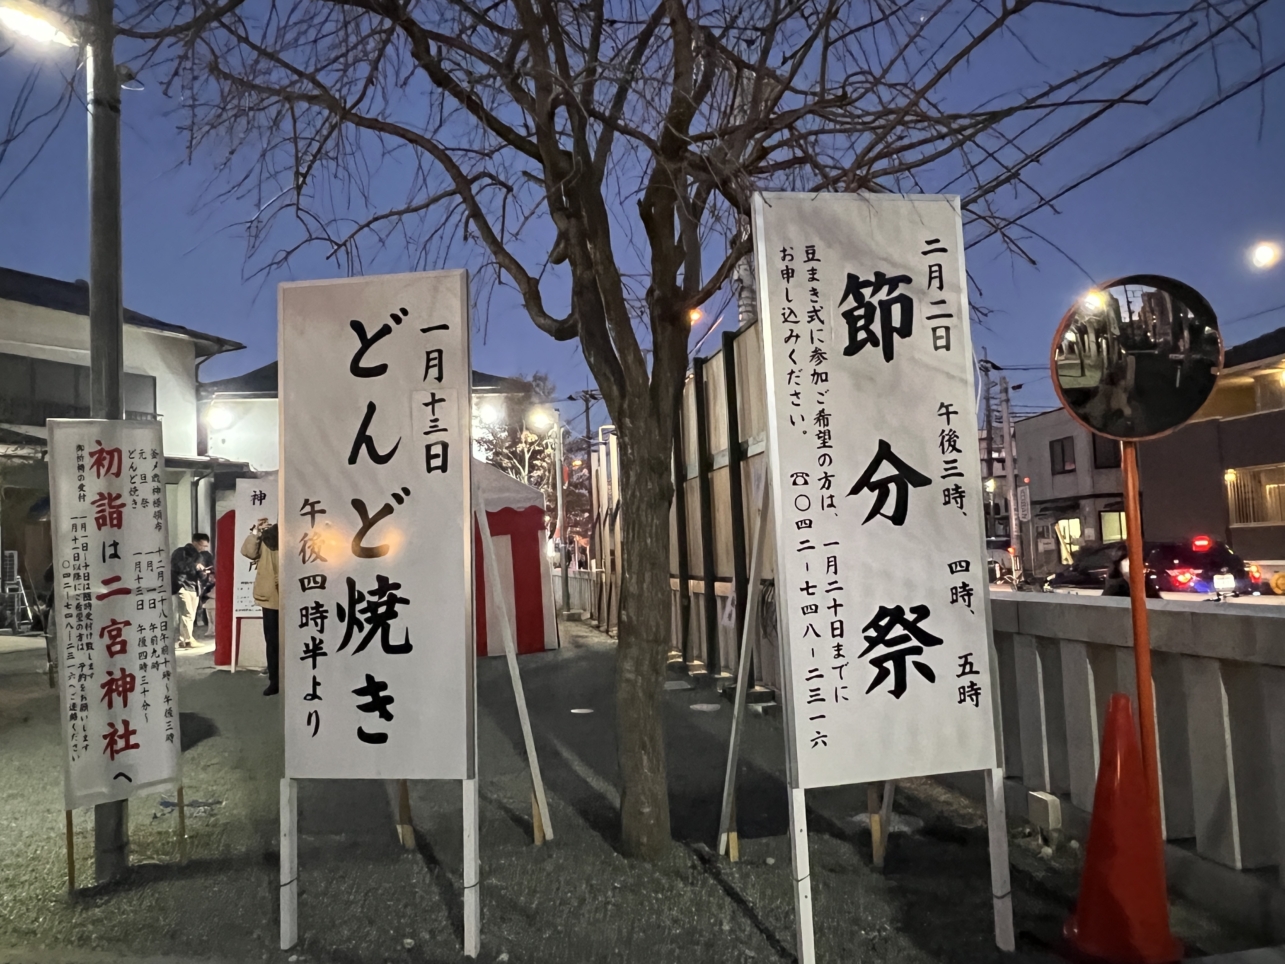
[{"left": 6, "top": 0, "right": 1278, "bottom": 857}]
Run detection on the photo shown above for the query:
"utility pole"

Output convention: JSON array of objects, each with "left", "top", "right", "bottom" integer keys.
[
  {"left": 554, "top": 418, "right": 568, "bottom": 613},
  {"left": 1000, "top": 377, "right": 1021, "bottom": 576},
  {"left": 88, "top": 0, "right": 129, "bottom": 885},
  {"left": 981, "top": 352, "right": 994, "bottom": 539},
  {"left": 571, "top": 389, "right": 600, "bottom": 575}
]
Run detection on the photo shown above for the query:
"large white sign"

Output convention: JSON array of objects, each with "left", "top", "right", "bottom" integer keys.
[
  {"left": 755, "top": 192, "right": 1001, "bottom": 790},
  {"left": 234, "top": 474, "right": 278, "bottom": 617},
  {"left": 48, "top": 419, "right": 181, "bottom": 809},
  {"left": 280, "top": 272, "right": 473, "bottom": 780}
]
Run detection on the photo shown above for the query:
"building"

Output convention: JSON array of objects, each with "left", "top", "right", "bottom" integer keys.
[
  {"left": 0, "top": 266, "right": 244, "bottom": 601},
  {"left": 1012, "top": 407, "right": 1126, "bottom": 575},
  {"left": 1139, "top": 325, "right": 1285, "bottom": 567},
  {"left": 199, "top": 360, "right": 531, "bottom": 473}
]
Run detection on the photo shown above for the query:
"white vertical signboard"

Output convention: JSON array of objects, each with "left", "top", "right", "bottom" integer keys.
[
  {"left": 48, "top": 419, "right": 181, "bottom": 809},
  {"left": 234, "top": 474, "right": 278, "bottom": 617},
  {"left": 279, "top": 271, "right": 473, "bottom": 780},
  {"left": 755, "top": 192, "right": 1001, "bottom": 786},
  {"left": 755, "top": 192, "right": 1009, "bottom": 962}
]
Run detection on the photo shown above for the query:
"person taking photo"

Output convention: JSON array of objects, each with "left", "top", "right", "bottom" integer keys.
[{"left": 240, "top": 517, "right": 281, "bottom": 696}]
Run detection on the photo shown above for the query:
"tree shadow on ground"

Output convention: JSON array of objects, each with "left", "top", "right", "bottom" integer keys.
[{"left": 179, "top": 711, "right": 219, "bottom": 752}]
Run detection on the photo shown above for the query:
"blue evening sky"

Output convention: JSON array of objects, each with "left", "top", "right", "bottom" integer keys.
[{"left": 0, "top": 10, "right": 1282, "bottom": 428}]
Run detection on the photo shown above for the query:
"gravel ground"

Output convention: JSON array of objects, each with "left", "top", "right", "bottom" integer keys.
[{"left": 0, "top": 622, "right": 1256, "bottom": 964}]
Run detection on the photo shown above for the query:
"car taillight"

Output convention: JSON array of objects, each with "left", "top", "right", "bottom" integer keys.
[
  {"left": 1167, "top": 568, "right": 1197, "bottom": 585},
  {"left": 1249, "top": 564, "right": 1262, "bottom": 582}
]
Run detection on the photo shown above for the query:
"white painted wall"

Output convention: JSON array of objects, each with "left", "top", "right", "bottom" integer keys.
[
  {"left": 0, "top": 298, "right": 200, "bottom": 456},
  {"left": 205, "top": 396, "right": 279, "bottom": 470}
]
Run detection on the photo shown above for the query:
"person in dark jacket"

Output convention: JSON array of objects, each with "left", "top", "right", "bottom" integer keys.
[{"left": 171, "top": 533, "right": 210, "bottom": 649}]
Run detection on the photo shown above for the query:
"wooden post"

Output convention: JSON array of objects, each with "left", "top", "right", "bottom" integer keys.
[
  {"left": 176, "top": 785, "right": 187, "bottom": 861},
  {"left": 727, "top": 794, "right": 740, "bottom": 863},
  {"left": 692, "top": 358, "right": 720, "bottom": 674},
  {"left": 984, "top": 768, "right": 1016, "bottom": 951},
  {"left": 65, "top": 810, "right": 75, "bottom": 893},
  {"left": 1122, "top": 441, "right": 1164, "bottom": 840},
  {"left": 280, "top": 778, "right": 298, "bottom": 951},
  {"left": 397, "top": 779, "right": 415, "bottom": 850},
  {"left": 463, "top": 776, "right": 480, "bottom": 958}
]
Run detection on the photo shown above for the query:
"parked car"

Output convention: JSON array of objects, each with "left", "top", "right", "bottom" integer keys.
[
  {"left": 1045, "top": 536, "right": 1265, "bottom": 596},
  {"left": 1044, "top": 542, "right": 1135, "bottom": 593},
  {"left": 1145, "top": 536, "right": 1263, "bottom": 596}
]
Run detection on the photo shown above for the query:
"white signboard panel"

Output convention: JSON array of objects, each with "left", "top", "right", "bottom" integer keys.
[
  {"left": 1016, "top": 485, "right": 1031, "bottom": 523},
  {"left": 755, "top": 192, "right": 1001, "bottom": 790},
  {"left": 280, "top": 272, "right": 472, "bottom": 780},
  {"left": 48, "top": 419, "right": 181, "bottom": 809},
  {"left": 234, "top": 474, "right": 278, "bottom": 617}
]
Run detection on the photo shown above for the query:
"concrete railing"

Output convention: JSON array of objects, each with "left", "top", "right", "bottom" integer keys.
[{"left": 993, "top": 592, "right": 1285, "bottom": 882}]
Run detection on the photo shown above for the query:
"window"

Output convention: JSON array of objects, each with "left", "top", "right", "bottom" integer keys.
[
  {"left": 1093, "top": 434, "right": 1121, "bottom": 469},
  {"left": 1050, "top": 436, "right": 1076, "bottom": 475},
  {"left": 0, "top": 352, "right": 157, "bottom": 424},
  {"left": 1226, "top": 462, "right": 1285, "bottom": 526},
  {"left": 1100, "top": 510, "right": 1127, "bottom": 542},
  {"left": 1055, "top": 517, "right": 1082, "bottom": 565}
]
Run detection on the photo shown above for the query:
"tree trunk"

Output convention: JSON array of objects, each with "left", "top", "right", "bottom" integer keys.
[{"left": 614, "top": 415, "right": 676, "bottom": 859}]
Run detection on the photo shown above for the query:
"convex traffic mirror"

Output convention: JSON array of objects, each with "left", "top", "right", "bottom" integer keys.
[{"left": 1051, "top": 275, "right": 1222, "bottom": 441}]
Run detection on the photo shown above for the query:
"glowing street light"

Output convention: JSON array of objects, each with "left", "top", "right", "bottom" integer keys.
[
  {"left": 688, "top": 307, "right": 704, "bottom": 325},
  {"left": 1251, "top": 242, "right": 1281, "bottom": 270},
  {"left": 0, "top": 0, "right": 77, "bottom": 46},
  {"left": 1082, "top": 290, "right": 1105, "bottom": 312},
  {"left": 527, "top": 409, "right": 553, "bottom": 431},
  {"left": 478, "top": 403, "right": 501, "bottom": 426}
]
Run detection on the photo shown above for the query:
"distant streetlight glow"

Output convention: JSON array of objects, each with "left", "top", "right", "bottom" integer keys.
[
  {"left": 528, "top": 409, "right": 553, "bottom": 431},
  {"left": 1251, "top": 242, "right": 1281, "bottom": 270},
  {"left": 0, "top": 0, "right": 76, "bottom": 46},
  {"left": 207, "top": 405, "right": 234, "bottom": 431},
  {"left": 1082, "top": 290, "right": 1105, "bottom": 312},
  {"left": 688, "top": 308, "right": 703, "bottom": 325},
  {"left": 479, "top": 403, "right": 501, "bottom": 426},
  {"left": 1224, "top": 469, "right": 1237, "bottom": 483}
]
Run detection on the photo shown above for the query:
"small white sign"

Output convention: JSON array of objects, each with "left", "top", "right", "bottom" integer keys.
[
  {"left": 234, "top": 474, "right": 278, "bottom": 617},
  {"left": 1016, "top": 486, "right": 1031, "bottom": 523},
  {"left": 280, "top": 271, "right": 473, "bottom": 781},
  {"left": 754, "top": 192, "right": 1001, "bottom": 790},
  {"left": 48, "top": 419, "right": 181, "bottom": 809}
]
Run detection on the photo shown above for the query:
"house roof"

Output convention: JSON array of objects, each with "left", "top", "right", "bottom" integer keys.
[
  {"left": 201, "top": 360, "right": 529, "bottom": 398},
  {"left": 0, "top": 266, "right": 245, "bottom": 359},
  {"left": 1223, "top": 325, "right": 1285, "bottom": 371}
]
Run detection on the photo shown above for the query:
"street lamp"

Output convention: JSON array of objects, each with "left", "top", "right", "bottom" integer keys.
[
  {"left": 0, "top": 0, "right": 75, "bottom": 44},
  {"left": 0, "top": 0, "right": 129, "bottom": 884}
]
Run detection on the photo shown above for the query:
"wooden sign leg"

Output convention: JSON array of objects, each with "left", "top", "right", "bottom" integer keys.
[
  {"left": 984, "top": 768, "right": 1015, "bottom": 951},
  {"left": 396, "top": 780, "right": 415, "bottom": 850},
  {"left": 531, "top": 785, "right": 546, "bottom": 846},
  {"left": 789, "top": 787, "right": 817, "bottom": 964},
  {"left": 475, "top": 504, "right": 554, "bottom": 841},
  {"left": 176, "top": 785, "right": 187, "bottom": 862},
  {"left": 867, "top": 784, "right": 886, "bottom": 869},
  {"left": 280, "top": 778, "right": 298, "bottom": 951},
  {"left": 463, "top": 776, "right": 480, "bottom": 958},
  {"left": 65, "top": 810, "right": 75, "bottom": 893},
  {"left": 717, "top": 478, "right": 772, "bottom": 856}
]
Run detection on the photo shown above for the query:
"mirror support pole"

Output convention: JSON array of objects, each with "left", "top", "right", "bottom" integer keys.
[{"left": 1121, "top": 440, "right": 1163, "bottom": 841}]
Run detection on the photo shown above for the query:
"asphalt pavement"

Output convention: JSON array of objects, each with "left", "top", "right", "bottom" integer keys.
[{"left": 0, "top": 622, "right": 1257, "bottom": 964}]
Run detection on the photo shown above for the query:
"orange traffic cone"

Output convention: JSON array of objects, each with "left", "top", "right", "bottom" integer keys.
[{"left": 1064, "top": 693, "right": 1182, "bottom": 964}]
